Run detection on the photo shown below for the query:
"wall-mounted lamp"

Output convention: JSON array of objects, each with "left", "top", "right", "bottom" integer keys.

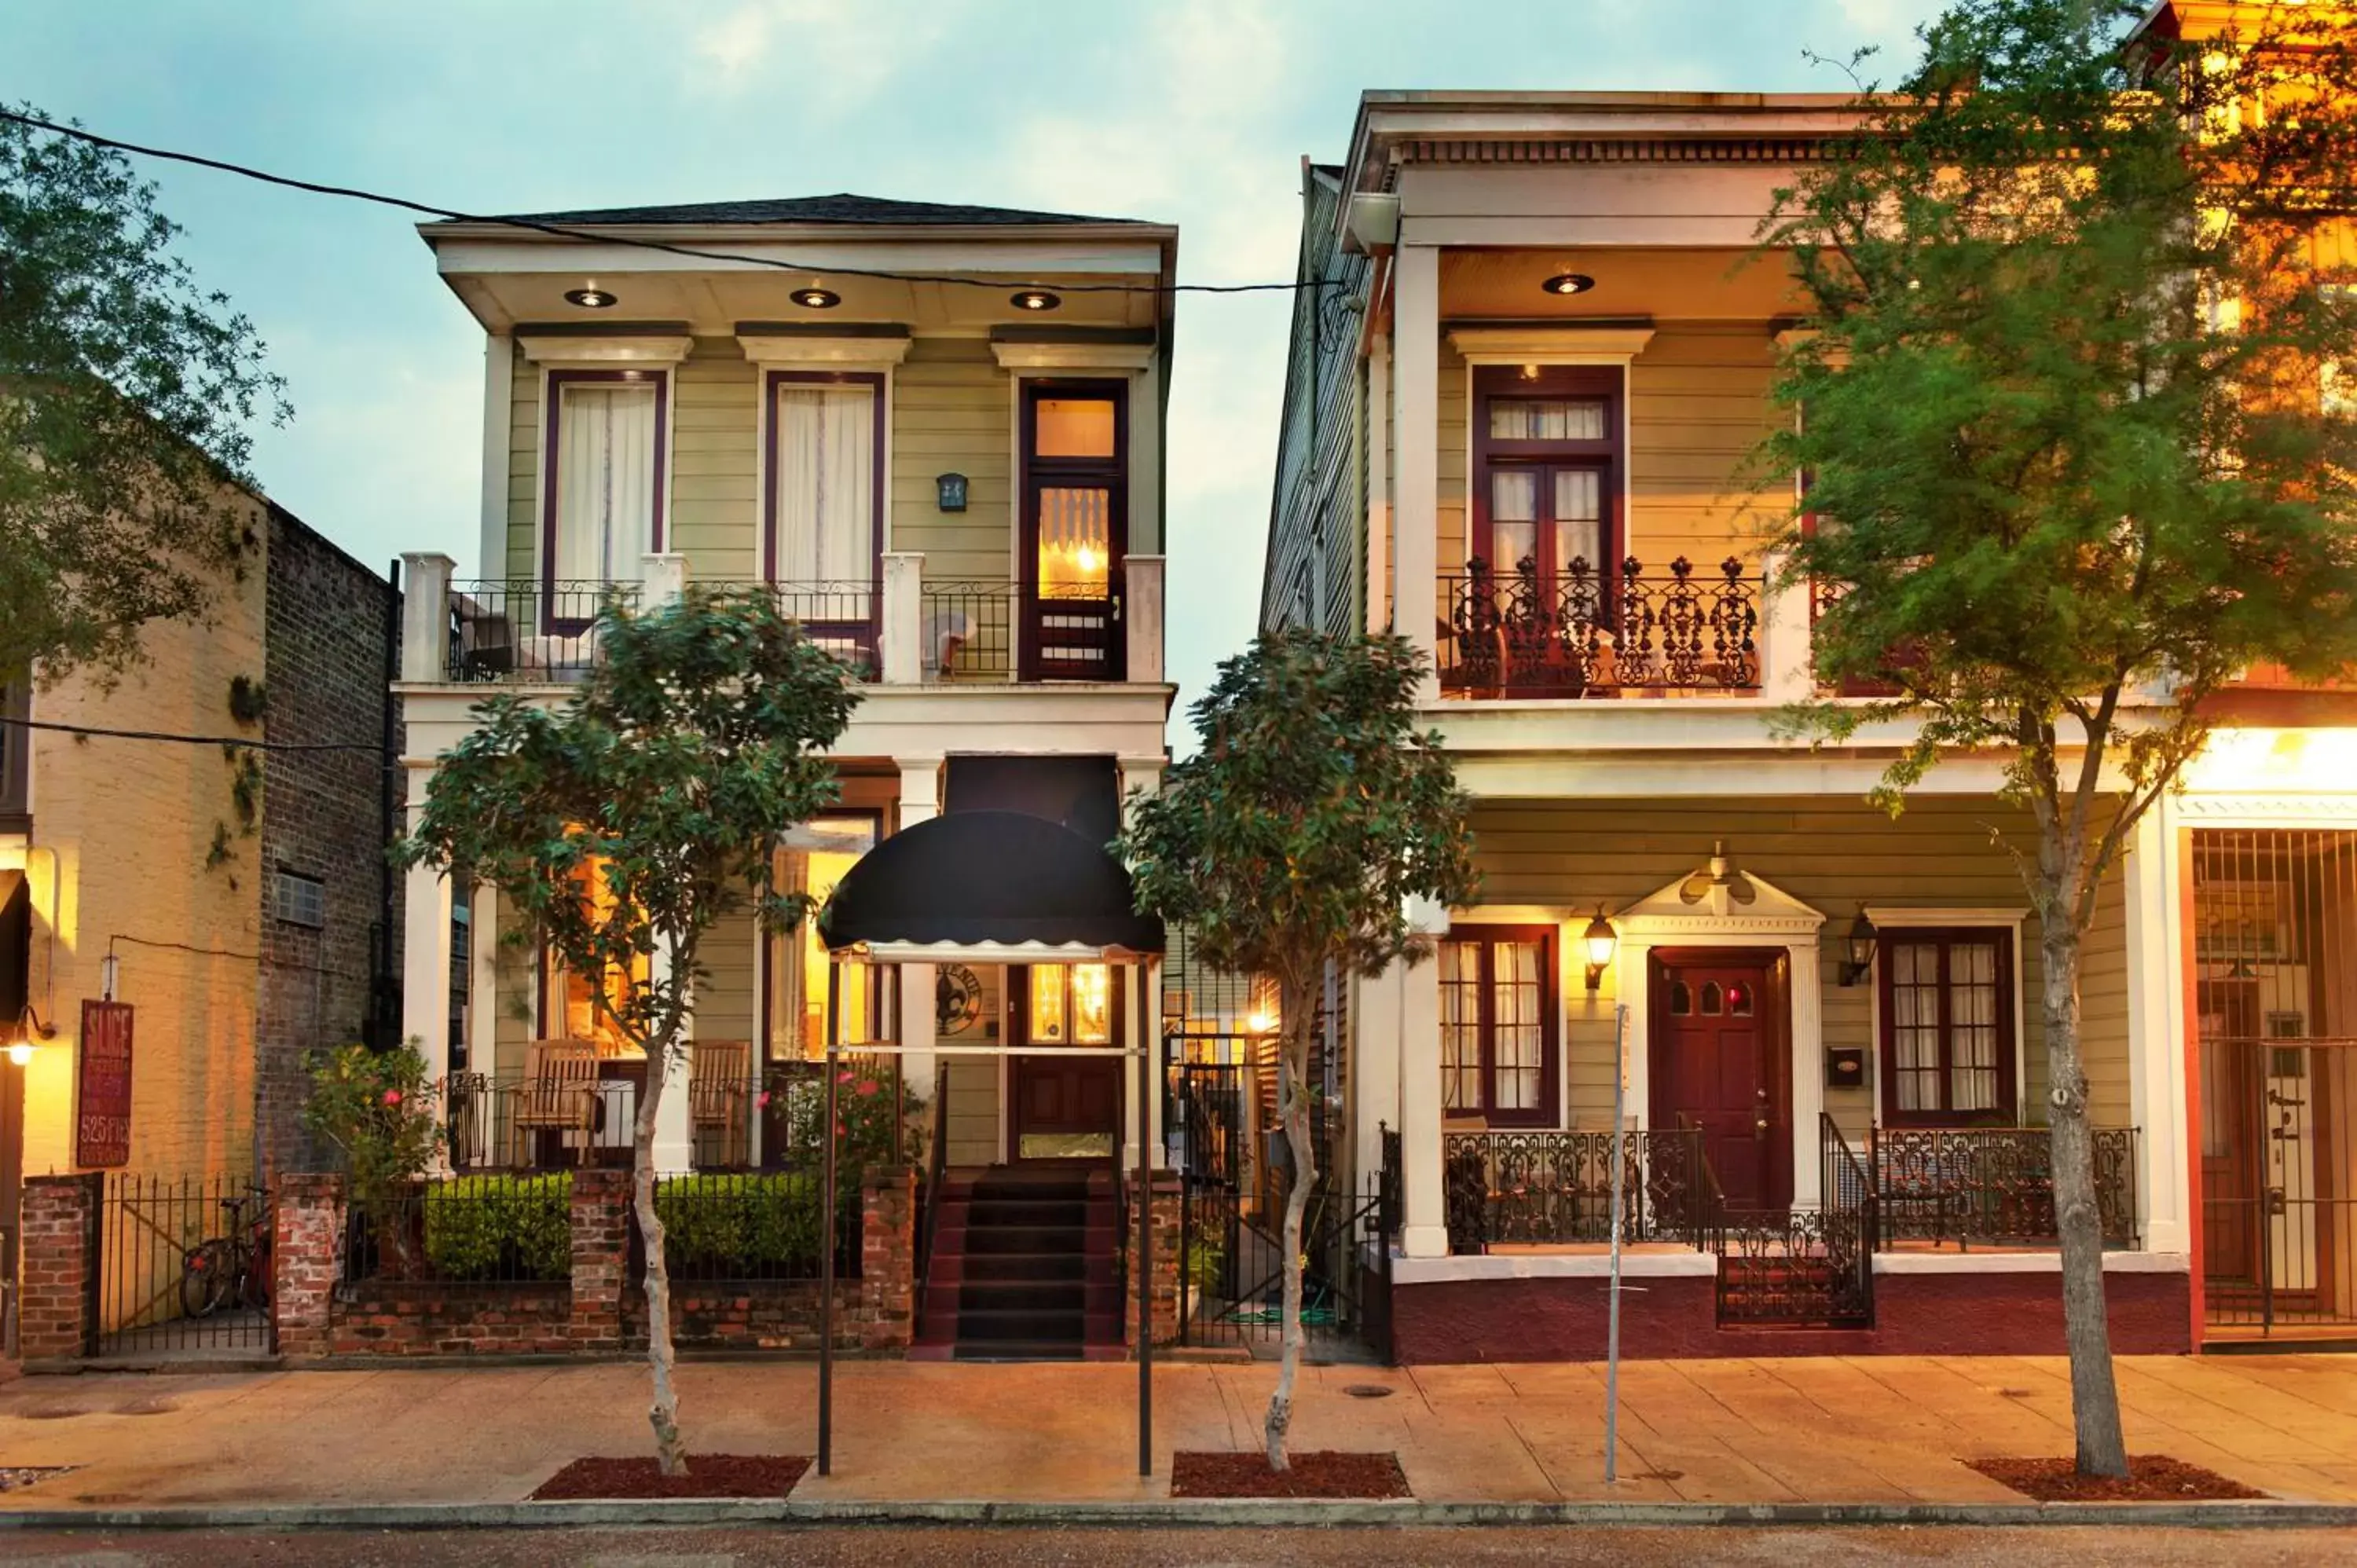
[
  {"left": 1582, "top": 907, "right": 1618, "bottom": 991},
  {"left": 5, "top": 1041, "right": 31, "bottom": 1068},
  {"left": 935, "top": 471, "right": 969, "bottom": 512},
  {"left": 1840, "top": 909, "right": 1879, "bottom": 987},
  {"left": 1246, "top": 1005, "right": 1277, "bottom": 1035}
]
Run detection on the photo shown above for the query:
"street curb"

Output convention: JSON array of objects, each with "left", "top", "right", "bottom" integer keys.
[{"left": 2, "top": 1497, "right": 2355, "bottom": 1531}]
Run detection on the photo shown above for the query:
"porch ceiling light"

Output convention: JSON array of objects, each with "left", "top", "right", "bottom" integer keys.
[
  {"left": 1010, "top": 288, "right": 1062, "bottom": 312},
  {"left": 1841, "top": 909, "right": 1879, "bottom": 987},
  {"left": 1541, "top": 272, "right": 1596, "bottom": 297},
  {"left": 563, "top": 287, "right": 617, "bottom": 309},
  {"left": 791, "top": 286, "right": 842, "bottom": 310},
  {"left": 1582, "top": 907, "right": 1618, "bottom": 991}
]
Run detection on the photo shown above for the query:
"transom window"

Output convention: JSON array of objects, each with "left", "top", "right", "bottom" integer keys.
[
  {"left": 1439, "top": 925, "right": 1559, "bottom": 1127},
  {"left": 1877, "top": 927, "right": 2017, "bottom": 1123}
]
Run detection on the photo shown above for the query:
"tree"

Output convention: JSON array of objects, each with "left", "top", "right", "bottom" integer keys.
[
  {"left": 395, "top": 587, "right": 857, "bottom": 1475},
  {"left": 0, "top": 105, "right": 290, "bottom": 689},
  {"left": 1762, "top": 0, "right": 2357, "bottom": 1476},
  {"left": 1121, "top": 630, "right": 1478, "bottom": 1471}
]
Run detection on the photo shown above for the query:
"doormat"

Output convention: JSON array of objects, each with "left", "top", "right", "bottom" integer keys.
[
  {"left": 1967, "top": 1454, "right": 2267, "bottom": 1502},
  {"left": 530, "top": 1454, "right": 809, "bottom": 1500},
  {"left": 1170, "top": 1449, "right": 1410, "bottom": 1499}
]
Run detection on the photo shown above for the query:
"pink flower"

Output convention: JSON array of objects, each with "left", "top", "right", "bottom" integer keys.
[
  {"left": 855, "top": 1080, "right": 879, "bottom": 1099},
  {"left": 756, "top": 1090, "right": 772, "bottom": 1108},
  {"left": 382, "top": 1089, "right": 402, "bottom": 1107},
  {"left": 836, "top": 1070, "right": 855, "bottom": 1084}
]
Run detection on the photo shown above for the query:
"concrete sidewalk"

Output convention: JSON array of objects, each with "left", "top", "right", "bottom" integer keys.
[{"left": 0, "top": 1354, "right": 2352, "bottom": 1511}]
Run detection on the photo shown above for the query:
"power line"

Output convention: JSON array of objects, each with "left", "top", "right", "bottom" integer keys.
[
  {"left": 0, "top": 108, "right": 1321, "bottom": 299},
  {"left": 1, "top": 716, "right": 386, "bottom": 754}
]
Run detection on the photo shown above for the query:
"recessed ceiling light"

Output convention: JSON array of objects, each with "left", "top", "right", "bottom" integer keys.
[
  {"left": 563, "top": 287, "right": 617, "bottom": 309},
  {"left": 791, "top": 287, "right": 842, "bottom": 310},
  {"left": 1010, "top": 288, "right": 1061, "bottom": 312},
  {"left": 1541, "top": 273, "right": 1596, "bottom": 296}
]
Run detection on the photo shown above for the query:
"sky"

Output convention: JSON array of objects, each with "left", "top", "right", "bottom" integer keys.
[{"left": 9, "top": 0, "right": 1946, "bottom": 730}]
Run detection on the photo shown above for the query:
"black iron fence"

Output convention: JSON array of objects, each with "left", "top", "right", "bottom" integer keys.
[
  {"left": 921, "top": 581, "right": 1015, "bottom": 680},
  {"left": 1438, "top": 555, "right": 1761, "bottom": 698},
  {"left": 1712, "top": 1118, "right": 1877, "bottom": 1329},
  {"left": 445, "top": 580, "right": 637, "bottom": 682},
  {"left": 343, "top": 1174, "right": 573, "bottom": 1286},
  {"left": 94, "top": 1173, "right": 274, "bottom": 1357},
  {"left": 1870, "top": 1125, "right": 2139, "bottom": 1251},
  {"left": 445, "top": 1072, "right": 647, "bottom": 1171},
  {"left": 1441, "top": 1128, "right": 1713, "bottom": 1251},
  {"left": 647, "top": 1171, "right": 860, "bottom": 1284},
  {"left": 761, "top": 580, "right": 882, "bottom": 679}
]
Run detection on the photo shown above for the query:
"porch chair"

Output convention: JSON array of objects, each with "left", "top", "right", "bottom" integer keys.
[
  {"left": 689, "top": 1039, "right": 754, "bottom": 1169},
  {"left": 513, "top": 1039, "right": 600, "bottom": 1167}
]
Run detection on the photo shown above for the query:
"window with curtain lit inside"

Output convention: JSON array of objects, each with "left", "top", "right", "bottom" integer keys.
[
  {"left": 1031, "top": 395, "right": 1119, "bottom": 599},
  {"left": 544, "top": 852, "right": 650, "bottom": 1055},
  {"left": 550, "top": 375, "right": 660, "bottom": 584},
  {"left": 1474, "top": 367, "right": 1617, "bottom": 584},
  {"left": 1028, "top": 962, "right": 1113, "bottom": 1045},
  {"left": 1437, "top": 926, "right": 1556, "bottom": 1127},
  {"left": 1878, "top": 928, "right": 2015, "bottom": 1123},
  {"left": 772, "top": 379, "right": 877, "bottom": 583},
  {"left": 767, "top": 815, "right": 886, "bottom": 1061}
]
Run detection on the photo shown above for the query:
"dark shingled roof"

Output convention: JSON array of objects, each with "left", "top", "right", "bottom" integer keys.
[{"left": 493, "top": 193, "right": 1147, "bottom": 228}]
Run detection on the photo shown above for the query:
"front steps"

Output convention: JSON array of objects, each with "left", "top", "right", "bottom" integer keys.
[{"left": 912, "top": 1164, "right": 1123, "bottom": 1362}]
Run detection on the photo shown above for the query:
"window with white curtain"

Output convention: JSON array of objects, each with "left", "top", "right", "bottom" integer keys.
[
  {"left": 550, "top": 378, "right": 659, "bottom": 582},
  {"left": 773, "top": 380, "right": 878, "bottom": 583}
]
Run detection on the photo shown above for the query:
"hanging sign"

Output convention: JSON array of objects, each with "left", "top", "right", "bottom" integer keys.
[{"left": 76, "top": 1000, "right": 134, "bottom": 1168}]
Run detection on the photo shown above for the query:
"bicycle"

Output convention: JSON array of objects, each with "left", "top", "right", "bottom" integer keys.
[{"left": 179, "top": 1189, "right": 273, "bottom": 1318}]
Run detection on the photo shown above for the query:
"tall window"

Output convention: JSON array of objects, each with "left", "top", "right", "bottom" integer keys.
[
  {"left": 544, "top": 852, "right": 650, "bottom": 1053},
  {"left": 1438, "top": 925, "right": 1557, "bottom": 1127},
  {"left": 1877, "top": 928, "right": 2016, "bottom": 1123},
  {"left": 768, "top": 372, "right": 880, "bottom": 583},
  {"left": 1472, "top": 366, "right": 1618, "bottom": 581},
  {"left": 1026, "top": 385, "right": 1125, "bottom": 599},
  {"left": 545, "top": 370, "right": 665, "bottom": 599},
  {"left": 767, "top": 813, "right": 885, "bottom": 1061},
  {"left": 1028, "top": 963, "right": 1113, "bottom": 1045}
]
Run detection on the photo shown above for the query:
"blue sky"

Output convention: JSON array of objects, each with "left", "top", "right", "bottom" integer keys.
[{"left": 10, "top": 0, "right": 1943, "bottom": 723}]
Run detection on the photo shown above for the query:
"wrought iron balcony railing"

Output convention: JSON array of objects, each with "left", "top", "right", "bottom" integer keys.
[
  {"left": 446, "top": 580, "right": 639, "bottom": 683},
  {"left": 1442, "top": 1127, "right": 1714, "bottom": 1252},
  {"left": 1437, "top": 556, "right": 1761, "bottom": 698},
  {"left": 1868, "top": 1124, "right": 2139, "bottom": 1250}
]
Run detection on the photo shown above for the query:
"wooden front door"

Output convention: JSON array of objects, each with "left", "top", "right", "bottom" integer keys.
[
  {"left": 1010, "top": 964, "right": 1123, "bottom": 1160},
  {"left": 1650, "top": 950, "right": 1791, "bottom": 1211},
  {"left": 1019, "top": 381, "right": 1128, "bottom": 683}
]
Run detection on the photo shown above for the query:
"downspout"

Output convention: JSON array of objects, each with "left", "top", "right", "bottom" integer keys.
[{"left": 376, "top": 557, "right": 402, "bottom": 1050}]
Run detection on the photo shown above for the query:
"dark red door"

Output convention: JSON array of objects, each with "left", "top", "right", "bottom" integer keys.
[
  {"left": 1012, "top": 1055, "right": 1120, "bottom": 1158},
  {"left": 1650, "top": 951, "right": 1789, "bottom": 1211}
]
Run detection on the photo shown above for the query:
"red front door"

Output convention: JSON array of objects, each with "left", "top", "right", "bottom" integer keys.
[{"left": 1650, "top": 951, "right": 1791, "bottom": 1211}]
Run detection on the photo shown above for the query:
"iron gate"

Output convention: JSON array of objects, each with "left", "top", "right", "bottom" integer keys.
[
  {"left": 2194, "top": 828, "right": 2357, "bottom": 1339},
  {"left": 93, "top": 1173, "right": 274, "bottom": 1359}
]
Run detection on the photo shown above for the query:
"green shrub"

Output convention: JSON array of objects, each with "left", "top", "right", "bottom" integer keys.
[
  {"left": 655, "top": 1174, "right": 827, "bottom": 1273},
  {"left": 302, "top": 1042, "right": 442, "bottom": 1205},
  {"left": 423, "top": 1174, "right": 572, "bottom": 1281}
]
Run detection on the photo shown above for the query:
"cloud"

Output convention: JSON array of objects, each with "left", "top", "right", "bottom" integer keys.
[{"left": 687, "top": 0, "right": 964, "bottom": 112}]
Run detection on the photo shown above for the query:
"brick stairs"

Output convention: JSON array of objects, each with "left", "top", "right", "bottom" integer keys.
[{"left": 911, "top": 1164, "right": 1124, "bottom": 1362}]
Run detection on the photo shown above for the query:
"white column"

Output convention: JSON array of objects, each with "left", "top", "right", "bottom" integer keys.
[
  {"left": 1788, "top": 936, "right": 1826, "bottom": 1209},
  {"left": 1123, "top": 555, "right": 1165, "bottom": 685},
  {"left": 896, "top": 760, "right": 942, "bottom": 1108},
  {"left": 1396, "top": 952, "right": 1448, "bottom": 1258},
  {"left": 651, "top": 934, "right": 695, "bottom": 1174},
  {"left": 1391, "top": 247, "right": 1440, "bottom": 698},
  {"left": 882, "top": 551, "right": 924, "bottom": 684},
  {"left": 467, "top": 882, "right": 499, "bottom": 1076},
  {"left": 401, "top": 779, "right": 453, "bottom": 1166},
  {"left": 1365, "top": 332, "right": 1391, "bottom": 634},
  {"left": 399, "top": 553, "right": 455, "bottom": 684},
  {"left": 1759, "top": 548, "right": 1814, "bottom": 704},
  {"left": 2124, "top": 800, "right": 2191, "bottom": 1254},
  {"left": 478, "top": 333, "right": 512, "bottom": 581},
  {"left": 1353, "top": 964, "right": 1404, "bottom": 1214},
  {"left": 1120, "top": 759, "right": 1166, "bottom": 1170}
]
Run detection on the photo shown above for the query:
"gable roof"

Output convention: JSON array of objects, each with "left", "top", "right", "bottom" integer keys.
[{"left": 489, "top": 192, "right": 1148, "bottom": 229}]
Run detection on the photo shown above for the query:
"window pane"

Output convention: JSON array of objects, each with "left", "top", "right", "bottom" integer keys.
[
  {"left": 1699, "top": 981, "right": 1722, "bottom": 1016},
  {"left": 1071, "top": 963, "right": 1113, "bottom": 1044},
  {"left": 1491, "top": 469, "right": 1538, "bottom": 522},
  {"left": 1551, "top": 469, "right": 1603, "bottom": 572},
  {"left": 1032, "top": 963, "right": 1070, "bottom": 1042},
  {"left": 1491, "top": 941, "right": 1544, "bottom": 1112},
  {"left": 554, "top": 383, "right": 658, "bottom": 581},
  {"left": 1670, "top": 981, "right": 1692, "bottom": 1016},
  {"left": 774, "top": 816, "right": 881, "bottom": 1061},
  {"left": 1037, "top": 486, "right": 1112, "bottom": 595},
  {"left": 775, "top": 383, "right": 874, "bottom": 582},
  {"left": 1948, "top": 940, "right": 2001, "bottom": 1112},
  {"left": 1726, "top": 980, "right": 1753, "bottom": 1017},
  {"left": 1489, "top": 397, "right": 1606, "bottom": 441},
  {"left": 1439, "top": 941, "right": 1482, "bottom": 1111},
  {"left": 1035, "top": 397, "right": 1116, "bottom": 457},
  {"left": 1890, "top": 941, "right": 1942, "bottom": 1113}
]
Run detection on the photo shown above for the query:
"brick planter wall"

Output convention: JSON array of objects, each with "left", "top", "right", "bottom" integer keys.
[
  {"left": 569, "top": 1169, "right": 630, "bottom": 1352},
  {"left": 271, "top": 1172, "right": 345, "bottom": 1359},
  {"left": 1122, "top": 1171, "right": 1182, "bottom": 1351},
  {"left": 19, "top": 1174, "right": 99, "bottom": 1363}
]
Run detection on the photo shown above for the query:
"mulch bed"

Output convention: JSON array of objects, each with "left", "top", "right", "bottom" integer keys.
[
  {"left": 529, "top": 1453, "right": 810, "bottom": 1500},
  {"left": 1170, "top": 1449, "right": 1411, "bottom": 1500},
  {"left": 1967, "top": 1454, "right": 2268, "bottom": 1503}
]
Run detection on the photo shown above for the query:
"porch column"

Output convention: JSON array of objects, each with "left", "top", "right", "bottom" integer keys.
[
  {"left": 1353, "top": 963, "right": 1405, "bottom": 1223},
  {"left": 1120, "top": 757, "right": 1167, "bottom": 1170},
  {"left": 1788, "top": 936, "right": 1826, "bottom": 1209},
  {"left": 896, "top": 759, "right": 941, "bottom": 1107},
  {"left": 1392, "top": 245, "right": 1440, "bottom": 698},
  {"left": 1398, "top": 895, "right": 1451, "bottom": 1258},
  {"left": 400, "top": 776, "right": 453, "bottom": 1166},
  {"left": 2124, "top": 800, "right": 2191, "bottom": 1255},
  {"left": 467, "top": 881, "right": 498, "bottom": 1076},
  {"left": 1759, "top": 548, "right": 1813, "bottom": 705},
  {"left": 399, "top": 553, "right": 454, "bottom": 683},
  {"left": 651, "top": 935, "right": 695, "bottom": 1174},
  {"left": 882, "top": 551, "right": 923, "bottom": 684}
]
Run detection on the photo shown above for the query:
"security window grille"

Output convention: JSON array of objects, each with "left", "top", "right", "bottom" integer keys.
[{"left": 277, "top": 870, "right": 326, "bottom": 929}]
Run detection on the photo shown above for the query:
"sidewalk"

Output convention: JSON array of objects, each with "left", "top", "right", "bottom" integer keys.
[{"left": 0, "top": 1354, "right": 2352, "bottom": 1512}]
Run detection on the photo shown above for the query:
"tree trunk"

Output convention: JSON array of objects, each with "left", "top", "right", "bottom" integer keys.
[
  {"left": 633, "top": 1031, "right": 688, "bottom": 1477},
  {"left": 1264, "top": 976, "right": 1317, "bottom": 1474},
  {"left": 2040, "top": 918, "right": 2129, "bottom": 1478}
]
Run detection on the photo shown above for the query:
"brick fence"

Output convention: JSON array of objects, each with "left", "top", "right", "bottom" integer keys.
[
  {"left": 1122, "top": 1170, "right": 1182, "bottom": 1350},
  {"left": 19, "top": 1174, "right": 100, "bottom": 1365}
]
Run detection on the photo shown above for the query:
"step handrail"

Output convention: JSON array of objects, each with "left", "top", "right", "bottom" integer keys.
[{"left": 915, "top": 1060, "right": 951, "bottom": 1328}]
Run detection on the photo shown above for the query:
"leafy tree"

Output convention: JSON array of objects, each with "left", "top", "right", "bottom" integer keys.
[
  {"left": 1121, "top": 630, "right": 1477, "bottom": 1471},
  {"left": 395, "top": 587, "right": 857, "bottom": 1475},
  {"left": 0, "top": 105, "right": 289, "bottom": 689},
  {"left": 1762, "top": 0, "right": 2357, "bottom": 1476}
]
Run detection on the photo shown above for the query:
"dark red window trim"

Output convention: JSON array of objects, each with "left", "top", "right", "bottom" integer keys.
[
  {"left": 1875, "top": 925, "right": 2019, "bottom": 1127},
  {"left": 761, "top": 368, "right": 887, "bottom": 587},
  {"left": 1439, "top": 923, "right": 1561, "bottom": 1129},
  {"left": 540, "top": 367, "right": 671, "bottom": 632},
  {"left": 1468, "top": 364, "right": 1622, "bottom": 581},
  {"left": 1017, "top": 378, "right": 1131, "bottom": 682}
]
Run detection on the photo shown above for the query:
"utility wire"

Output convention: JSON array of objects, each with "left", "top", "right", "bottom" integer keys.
[
  {"left": 0, "top": 715, "right": 386, "bottom": 754},
  {"left": 0, "top": 108, "right": 1324, "bottom": 299}
]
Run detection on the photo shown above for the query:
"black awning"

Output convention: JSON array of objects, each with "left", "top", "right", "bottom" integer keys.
[
  {"left": 0, "top": 870, "right": 27, "bottom": 1040},
  {"left": 816, "top": 809, "right": 1164, "bottom": 954}
]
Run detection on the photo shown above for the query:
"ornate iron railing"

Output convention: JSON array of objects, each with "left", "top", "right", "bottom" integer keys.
[
  {"left": 1870, "top": 1125, "right": 2139, "bottom": 1251},
  {"left": 1710, "top": 1118, "right": 1877, "bottom": 1328},
  {"left": 920, "top": 581, "right": 1015, "bottom": 680},
  {"left": 445, "top": 580, "right": 639, "bottom": 682},
  {"left": 1442, "top": 1128, "right": 1713, "bottom": 1252},
  {"left": 756, "top": 580, "right": 882, "bottom": 680},
  {"left": 1437, "top": 555, "right": 1760, "bottom": 698}
]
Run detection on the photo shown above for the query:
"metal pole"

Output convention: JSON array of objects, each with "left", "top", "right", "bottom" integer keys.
[
  {"left": 1605, "top": 1002, "right": 1627, "bottom": 1486},
  {"left": 819, "top": 960, "right": 841, "bottom": 1477},
  {"left": 1137, "top": 963, "right": 1154, "bottom": 1478}
]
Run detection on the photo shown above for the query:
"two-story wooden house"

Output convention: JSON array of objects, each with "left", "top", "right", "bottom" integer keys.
[
  {"left": 1262, "top": 91, "right": 2240, "bottom": 1361},
  {"left": 392, "top": 195, "right": 1179, "bottom": 1361}
]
